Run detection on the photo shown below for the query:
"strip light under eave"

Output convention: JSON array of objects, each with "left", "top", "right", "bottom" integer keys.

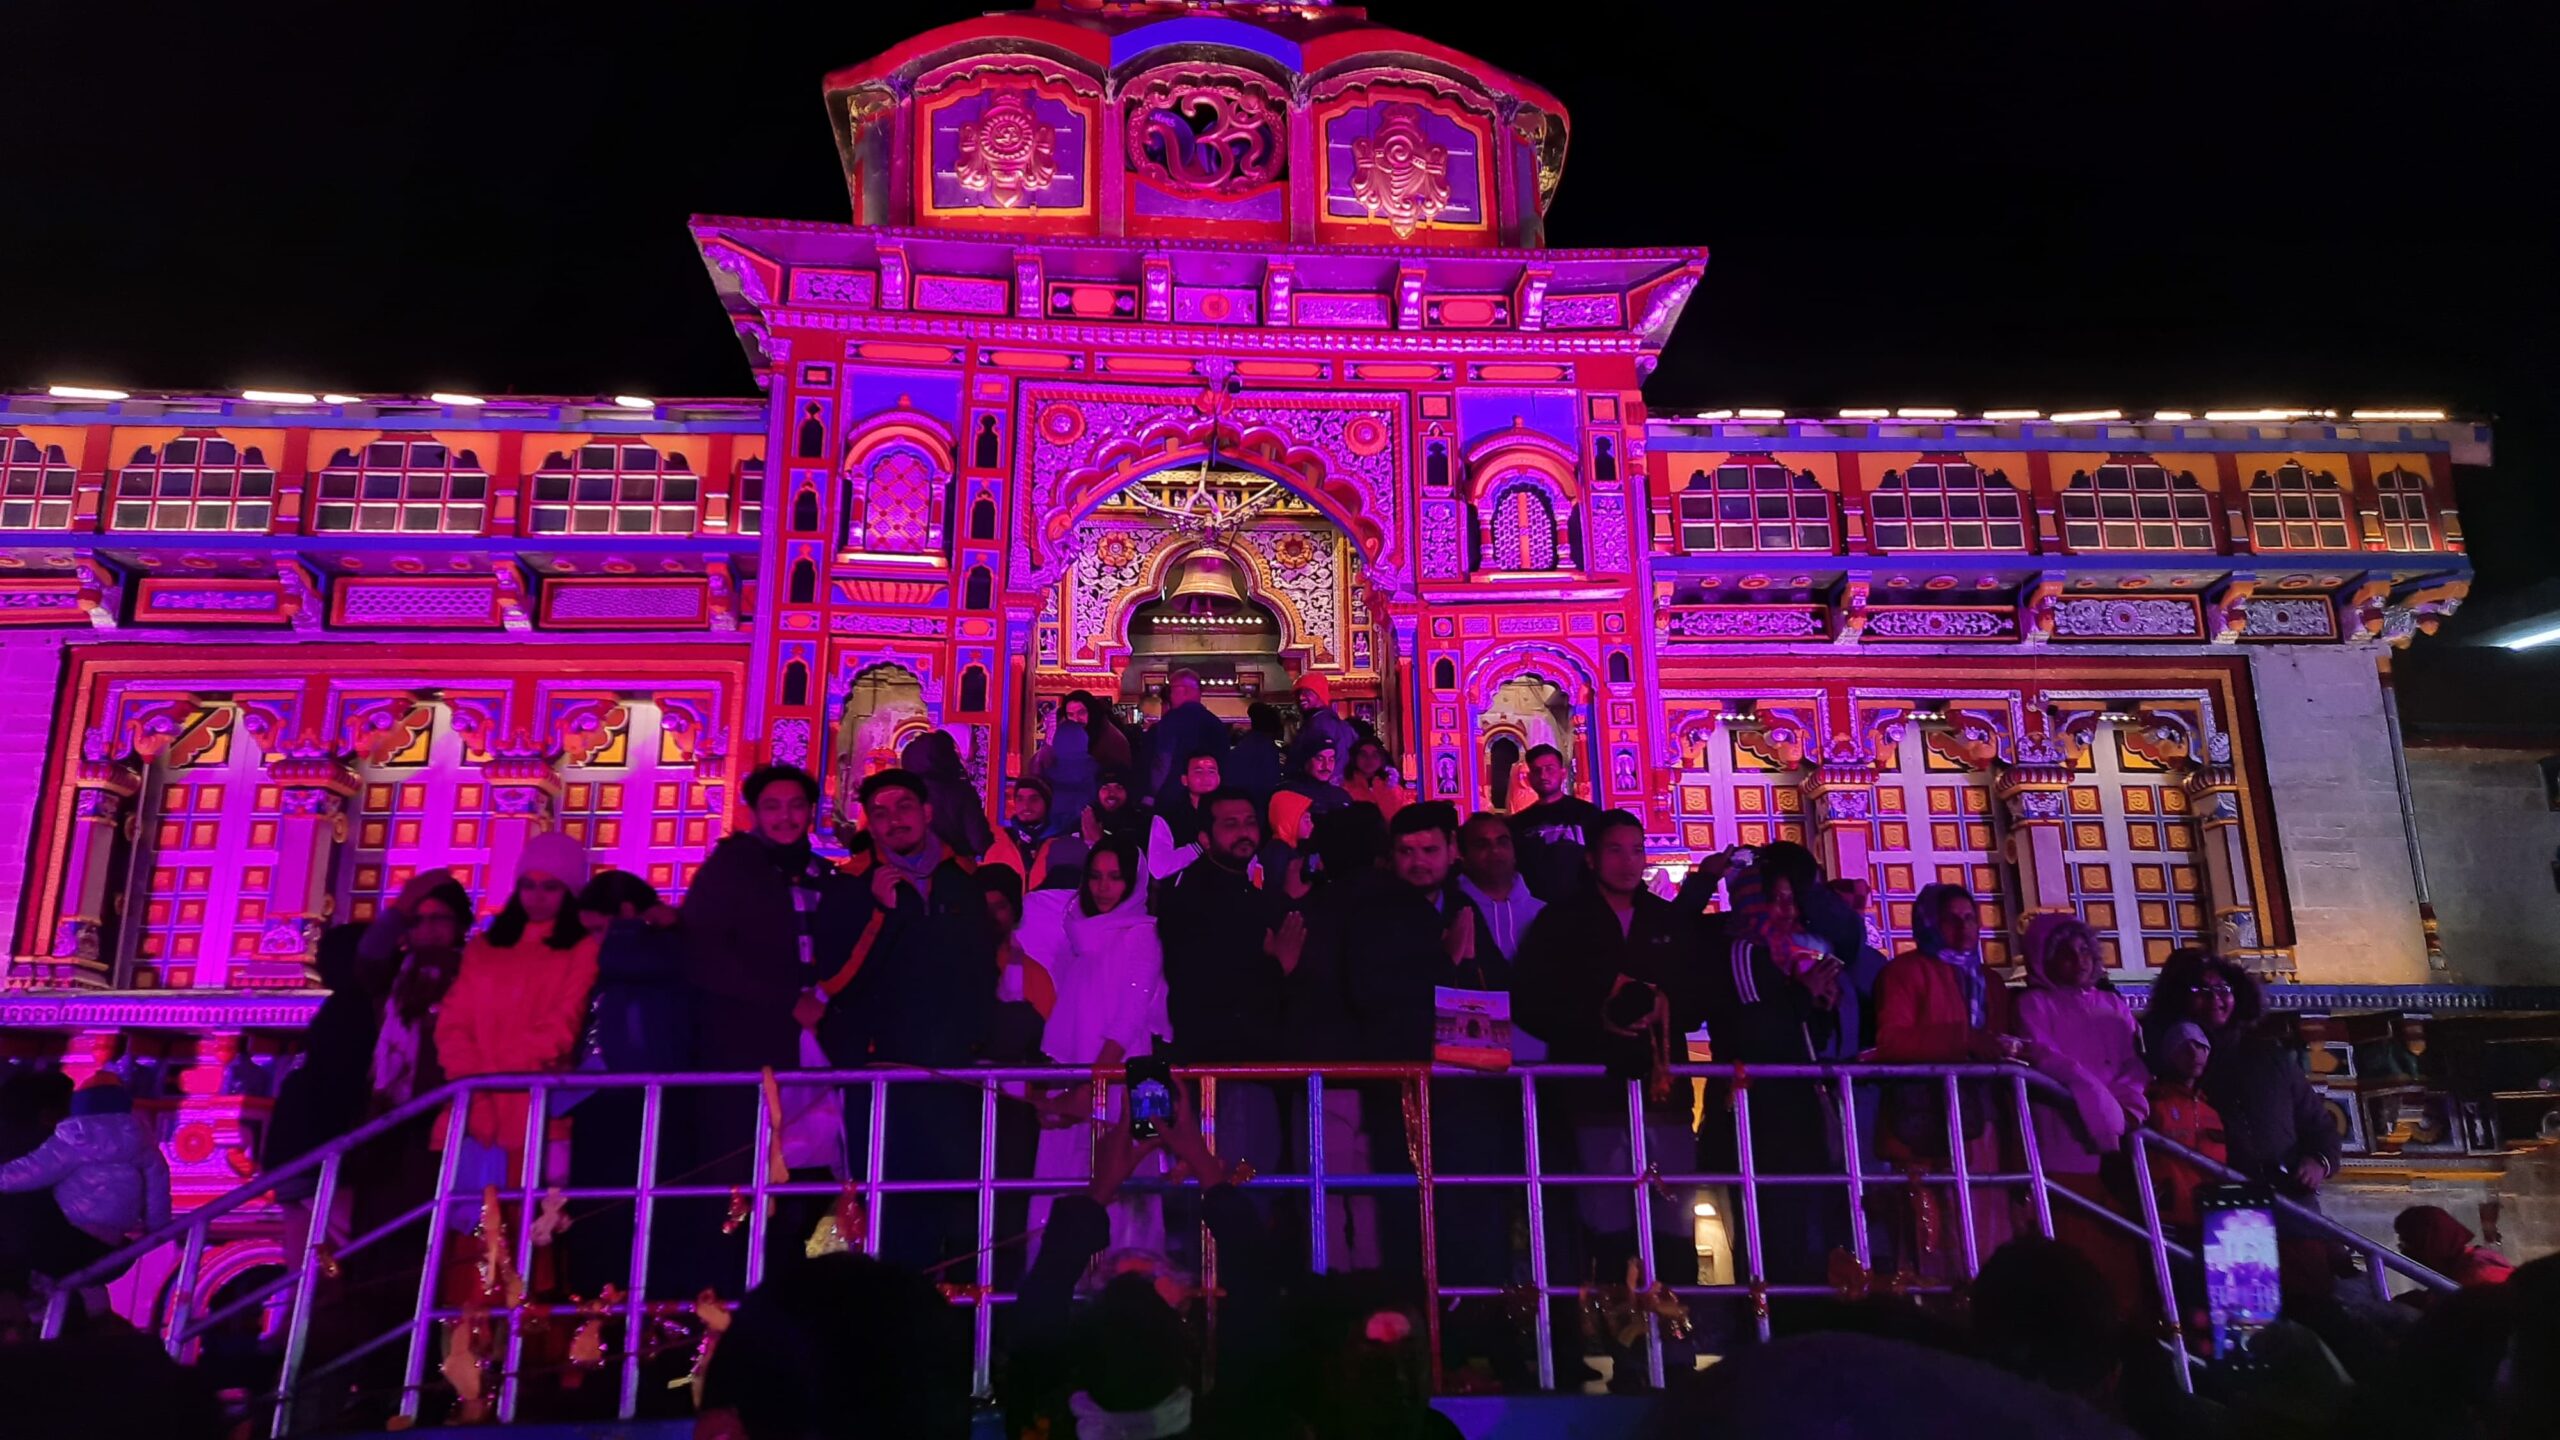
[
  {"left": 2503, "top": 621, "right": 2560, "bottom": 651},
  {"left": 241, "top": 389, "right": 319, "bottom": 405},
  {"left": 1897, "top": 407, "right": 1960, "bottom": 419},
  {"left": 322, "top": 393, "right": 365, "bottom": 405},
  {"left": 430, "top": 392, "right": 486, "bottom": 407},
  {"left": 1981, "top": 409, "right": 2041, "bottom": 421},
  {"left": 2049, "top": 409, "right": 2122, "bottom": 424},
  {"left": 1837, "top": 407, "right": 1894, "bottom": 419},
  {"left": 1735, "top": 408, "right": 1787, "bottom": 420},
  {"left": 47, "top": 384, "right": 129, "bottom": 401},
  {"left": 2352, "top": 408, "right": 2448, "bottom": 422},
  {"left": 612, "top": 395, "right": 656, "bottom": 411}
]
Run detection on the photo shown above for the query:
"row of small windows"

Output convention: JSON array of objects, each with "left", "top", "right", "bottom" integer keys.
[{"left": 1, "top": 437, "right": 75, "bottom": 530}]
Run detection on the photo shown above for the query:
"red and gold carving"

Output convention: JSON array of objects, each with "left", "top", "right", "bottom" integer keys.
[{"left": 1350, "top": 105, "right": 1452, "bottom": 240}]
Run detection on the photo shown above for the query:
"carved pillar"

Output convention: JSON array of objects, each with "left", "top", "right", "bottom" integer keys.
[
  {"left": 483, "top": 752, "right": 564, "bottom": 907},
  {"left": 253, "top": 756, "right": 358, "bottom": 986},
  {"left": 30, "top": 759, "right": 143, "bottom": 989},
  {"left": 1995, "top": 761, "right": 2076, "bottom": 925},
  {"left": 1799, "top": 761, "right": 1878, "bottom": 890},
  {"left": 2182, "top": 762, "right": 2276, "bottom": 972}
]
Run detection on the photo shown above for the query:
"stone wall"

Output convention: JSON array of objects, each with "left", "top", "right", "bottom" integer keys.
[
  {"left": 0, "top": 634, "right": 69, "bottom": 953},
  {"left": 2406, "top": 744, "right": 2560, "bottom": 987},
  {"left": 2248, "top": 648, "right": 2429, "bottom": 982}
]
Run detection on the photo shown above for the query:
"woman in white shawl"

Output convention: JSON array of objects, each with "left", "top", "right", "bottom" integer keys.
[{"left": 1028, "top": 834, "right": 1172, "bottom": 1256}]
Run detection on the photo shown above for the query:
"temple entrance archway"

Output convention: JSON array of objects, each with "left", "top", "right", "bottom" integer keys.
[{"left": 835, "top": 662, "right": 929, "bottom": 812}]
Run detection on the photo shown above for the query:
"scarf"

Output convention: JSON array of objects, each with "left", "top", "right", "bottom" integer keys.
[
  {"left": 1935, "top": 948, "right": 1989, "bottom": 1030},
  {"left": 879, "top": 837, "right": 945, "bottom": 889},
  {"left": 1069, "top": 1387, "right": 1192, "bottom": 1440}
]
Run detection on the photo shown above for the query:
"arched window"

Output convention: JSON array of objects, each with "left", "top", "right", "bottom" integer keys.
[
  {"left": 2058, "top": 462, "right": 2215, "bottom": 551},
  {"left": 2246, "top": 463, "right": 2352, "bottom": 551},
  {"left": 528, "top": 443, "right": 698, "bottom": 536},
  {"left": 969, "top": 495, "right": 998, "bottom": 540},
  {"left": 1868, "top": 462, "right": 2026, "bottom": 551},
  {"left": 1433, "top": 657, "right": 1457, "bottom": 691},
  {"left": 1674, "top": 462, "right": 1832, "bottom": 552},
  {"left": 1, "top": 434, "right": 76, "bottom": 530},
  {"left": 964, "top": 565, "right": 995, "bottom": 610},
  {"left": 781, "top": 661, "right": 810, "bottom": 707},
  {"left": 734, "top": 457, "right": 766, "bottom": 537},
  {"left": 788, "top": 559, "right": 817, "bottom": 605},
  {"left": 844, "top": 443, "right": 944, "bottom": 554},
  {"left": 1426, "top": 440, "right": 1450, "bottom": 489},
  {"left": 312, "top": 439, "right": 488, "bottom": 534},
  {"left": 113, "top": 436, "right": 276, "bottom": 532},
  {"left": 1485, "top": 479, "right": 1560, "bottom": 570},
  {"left": 2375, "top": 468, "right": 2436, "bottom": 551},
  {"left": 797, "top": 403, "right": 826, "bottom": 459},
  {"left": 1607, "top": 651, "right": 1632, "bottom": 685},
  {"left": 1592, "top": 437, "right": 1617, "bottom": 485},
  {"left": 959, "top": 665, "right": 989, "bottom": 713},
  {"left": 791, "top": 486, "right": 820, "bottom": 534},
  {"left": 974, "top": 416, "right": 1001, "bottom": 469}
]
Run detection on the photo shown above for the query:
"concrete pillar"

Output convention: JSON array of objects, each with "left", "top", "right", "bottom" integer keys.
[
  {"left": 1801, "top": 761, "right": 1878, "bottom": 889},
  {"left": 23, "top": 759, "right": 142, "bottom": 989},
  {"left": 2183, "top": 762, "right": 2274, "bottom": 973},
  {"left": 1997, "top": 763, "right": 2076, "bottom": 926}
]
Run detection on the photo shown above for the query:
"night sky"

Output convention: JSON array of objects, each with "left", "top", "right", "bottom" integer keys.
[{"left": 5, "top": 2, "right": 2551, "bottom": 598}]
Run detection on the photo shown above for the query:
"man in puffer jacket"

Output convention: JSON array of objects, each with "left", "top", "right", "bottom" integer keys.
[{"left": 0, "top": 1072, "right": 170, "bottom": 1281}]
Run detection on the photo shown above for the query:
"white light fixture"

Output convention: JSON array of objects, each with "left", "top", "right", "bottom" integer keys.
[
  {"left": 1692, "top": 410, "right": 1734, "bottom": 421},
  {"left": 2153, "top": 410, "right": 2195, "bottom": 422},
  {"left": 47, "top": 384, "right": 128, "bottom": 401},
  {"left": 1897, "top": 407, "right": 1959, "bottom": 419},
  {"left": 1981, "top": 409, "right": 2040, "bottom": 421},
  {"left": 241, "top": 389, "right": 318, "bottom": 405},
  {"left": 612, "top": 394, "right": 656, "bottom": 410},
  {"left": 1837, "top": 407, "right": 1894, "bottom": 419},
  {"left": 1736, "top": 407, "right": 1787, "bottom": 420},
  {"left": 2503, "top": 621, "right": 2560, "bottom": 651},
  {"left": 2352, "top": 408, "right": 2447, "bottom": 422},
  {"left": 2049, "top": 409, "right": 2122, "bottom": 424},
  {"left": 2204, "top": 408, "right": 2305, "bottom": 422},
  {"left": 430, "top": 392, "right": 486, "bottom": 407},
  {"left": 322, "top": 393, "right": 364, "bottom": 405}
]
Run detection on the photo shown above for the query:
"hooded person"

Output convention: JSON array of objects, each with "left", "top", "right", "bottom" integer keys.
[
  {"left": 1295, "top": 671, "right": 1360, "bottom": 766},
  {"left": 1221, "top": 702, "right": 1288, "bottom": 805},
  {"left": 1267, "top": 727, "right": 1353, "bottom": 859},
  {"left": 1146, "top": 669, "right": 1228, "bottom": 811},
  {"left": 2394, "top": 1205, "right": 2513, "bottom": 1300},
  {"left": 1033, "top": 701, "right": 1101, "bottom": 837},
  {"left": 433, "top": 830, "right": 601, "bottom": 1188},
  {"left": 901, "top": 728, "right": 995, "bottom": 860},
  {"left": 1874, "top": 882, "right": 2019, "bottom": 1274},
  {"left": 0, "top": 1071, "right": 171, "bottom": 1283},
  {"left": 2012, "top": 913, "right": 2151, "bottom": 1315}
]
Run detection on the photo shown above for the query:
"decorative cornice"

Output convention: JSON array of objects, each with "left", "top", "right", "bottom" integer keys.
[{"left": 0, "top": 990, "right": 324, "bottom": 1030}]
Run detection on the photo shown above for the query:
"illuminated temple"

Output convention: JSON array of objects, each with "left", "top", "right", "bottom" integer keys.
[{"left": 1, "top": 0, "right": 2548, "bottom": 1323}]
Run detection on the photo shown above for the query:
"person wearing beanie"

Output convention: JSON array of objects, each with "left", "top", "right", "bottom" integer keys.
[
  {"left": 1295, "top": 671, "right": 1359, "bottom": 771},
  {"left": 433, "top": 828, "right": 601, "bottom": 1187},
  {"left": 0, "top": 1070, "right": 171, "bottom": 1283},
  {"left": 2394, "top": 1204, "right": 2514, "bottom": 1300},
  {"left": 2142, "top": 1020, "right": 2227, "bottom": 1234}
]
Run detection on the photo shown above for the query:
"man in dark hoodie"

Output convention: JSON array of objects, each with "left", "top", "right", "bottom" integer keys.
[
  {"left": 678, "top": 762, "right": 867, "bottom": 1287},
  {"left": 1223, "top": 701, "right": 1288, "bottom": 804},
  {"left": 819, "top": 767, "right": 1003, "bottom": 1271},
  {"left": 1148, "top": 668, "right": 1228, "bottom": 811},
  {"left": 1508, "top": 744, "right": 1604, "bottom": 902}
]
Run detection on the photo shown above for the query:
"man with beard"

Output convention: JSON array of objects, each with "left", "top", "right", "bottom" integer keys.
[
  {"left": 1154, "top": 787, "right": 1299, "bottom": 1179},
  {"left": 678, "top": 763, "right": 867, "bottom": 1287},
  {"left": 819, "top": 769, "right": 1003, "bottom": 1271},
  {"left": 1508, "top": 745, "right": 1605, "bottom": 902}
]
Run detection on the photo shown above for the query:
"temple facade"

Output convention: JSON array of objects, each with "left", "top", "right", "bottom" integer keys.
[{"left": 0, "top": 0, "right": 2535, "bottom": 1328}]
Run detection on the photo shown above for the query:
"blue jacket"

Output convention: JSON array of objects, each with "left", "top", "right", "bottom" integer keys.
[{"left": 0, "top": 1111, "right": 171, "bottom": 1245}]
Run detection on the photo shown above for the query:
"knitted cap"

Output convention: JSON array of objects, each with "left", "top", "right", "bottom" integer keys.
[
  {"left": 1298, "top": 672, "right": 1332, "bottom": 706},
  {"left": 517, "top": 830, "right": 592, "bottom": 890},
  {"left": 71, "top": 1070, "right": 133, "bottom": 1116}
]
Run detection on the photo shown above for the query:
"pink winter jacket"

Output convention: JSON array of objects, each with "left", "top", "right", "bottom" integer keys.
[{"left": 2013, "top": 921, "right": 2150, "bottom": 1176}]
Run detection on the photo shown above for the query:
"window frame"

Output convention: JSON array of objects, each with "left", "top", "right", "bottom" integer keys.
[
  {"left": 0, "top": 433, "right": 77, "bottom": 531},
  {"left": 1674, "top": 462, "right": 1835, "bottom": 554},
  {"left": 310, "top": 438, "right": 491, "bottom": 536},
  {"left": 2057, "top": 461, "right": 2217, "bottom": 553},
  {"left": 527, "top": 442, "right": 700, "bottom": 537},
  {"left": 1867, "top": 461, "right": 2028, "bottom": 552},
  {"left": 111, "top": 435, "right": 277, "bottom": 534},
  {"left": 2245, "top": 462, "right": 2353, "bottom": 552}
]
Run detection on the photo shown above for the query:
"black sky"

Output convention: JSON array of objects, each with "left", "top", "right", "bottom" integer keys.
[{"left": 4, "top": 1, "right": 2552, "bottom": 594}]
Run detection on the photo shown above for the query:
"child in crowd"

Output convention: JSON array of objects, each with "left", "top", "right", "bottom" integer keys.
[
  {"left": 2142, "top": 1021, "right": 2227, "bottom": 1236},
  {"left": 0, "top": 1071, "right": 170, "bottom": 1289}
]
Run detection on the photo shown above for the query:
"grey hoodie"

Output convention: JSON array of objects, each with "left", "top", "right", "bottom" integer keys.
[{"left": 0, "top": 1112, "right": 172, "bottom": 1244}]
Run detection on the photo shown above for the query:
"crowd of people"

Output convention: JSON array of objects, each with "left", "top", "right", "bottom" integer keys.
[{"left": 0, "top": 668, "right": 2550, "bottom": 1437}]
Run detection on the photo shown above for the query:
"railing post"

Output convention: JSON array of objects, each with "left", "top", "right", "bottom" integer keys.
[
  {"left": 864, "top": 1080, "right": 888, "bottom": 1259},
  {"left": 1942, "top": 1072, "right": 1980, "bottom": 1280},
  {"left": 1306, "top": 1072, "right": 1328, "bottom": 1275},
  {"left": 1199, "top": 1074, "right": 1220, "bottom": 1394},
  {"left": 1835, "top": 1072, "right": 1872, "bottom": 1272},
  {"left": 1625, "top": 1077, "right": 1665, "bottom": 1387},
  {"left": 1521, "top": 1070, "right": 1554, "bottom": 1392},
  {"left": 497, "top": 1081, "right": 553, "bottom": 1423},
  {"left": 2126, "top": 1131, "right": 2195, "bottom": 1394},
  {"left": 1415, "top": 1069, "right": 1443, "bottom": 1397},
  {"left": 269, "top": 1150, "right": 344, "bottom": 1438},
  {"left": 2011, "top": 1073, "right": 2054, "bottom": 1239},
  {"left": 162, "top": 1222, "right": 210, "bottom": 1361},
  {"left": 618, "top": 1082, "right": 665, "bottom": 1421},
  {"left": 1732, "top": 1077, "right": 1769, "bottom": 1345},
  {"left": 974, "top": 1078, "right": 999, "bottom": 1400},
  {"left": 398, "top": 1097, "right": 474, "bottom": 1425},
  {"left": 744, "top": 1075, "right": 776, "bottom": 1293}
]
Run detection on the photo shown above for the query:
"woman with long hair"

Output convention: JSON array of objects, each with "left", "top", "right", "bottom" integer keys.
[
  {"left": 901, "top": 728, "right": 995, "bottom": 860},
  {"left": 1027, "top": 836, "right": 1170, "bottom": 1256},
  {"left": 433, "top": 832, "right": 600, "bottom": 1188},
  {"left": 1342, "top": 735, "right": 1409, "bottom": 820},
  {"left": 1874, "top": 881, "right": 2019, "bottom": 1276}
]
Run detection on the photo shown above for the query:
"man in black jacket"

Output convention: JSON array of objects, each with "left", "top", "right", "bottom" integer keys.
[
  {"left": 819, "top": 767, "right": 1004, "bottom": 1271},
  {"left": 1509, "top": 744, "right": 1605, "bottom": 902},
  {"left": 677, "top": 762, "right": 867, "bottom": 1287},
  {"left": 1153, "top": 787, "right": 1296, "bottom": 1185},
  {"left": 1513, "top": 810, "right": 1707, "bottom": 1386}
]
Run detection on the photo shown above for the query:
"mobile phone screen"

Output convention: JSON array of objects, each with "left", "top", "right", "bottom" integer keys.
[
  {"left": 1125, "top": 1055, "right": 1174, "bottom": 1141},
  {"left": 2201, "top": 1185, "right": 2281, "bottom": 1364}
]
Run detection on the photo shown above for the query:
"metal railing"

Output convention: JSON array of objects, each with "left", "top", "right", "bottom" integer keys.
[{"left": 36, "top": 1062, "right": 2457, "bottom": 1433}]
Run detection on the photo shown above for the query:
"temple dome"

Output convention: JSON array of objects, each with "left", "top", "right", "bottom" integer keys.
[{"left": 822, "top": 0, "right": 1569, "bottom": 247}]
